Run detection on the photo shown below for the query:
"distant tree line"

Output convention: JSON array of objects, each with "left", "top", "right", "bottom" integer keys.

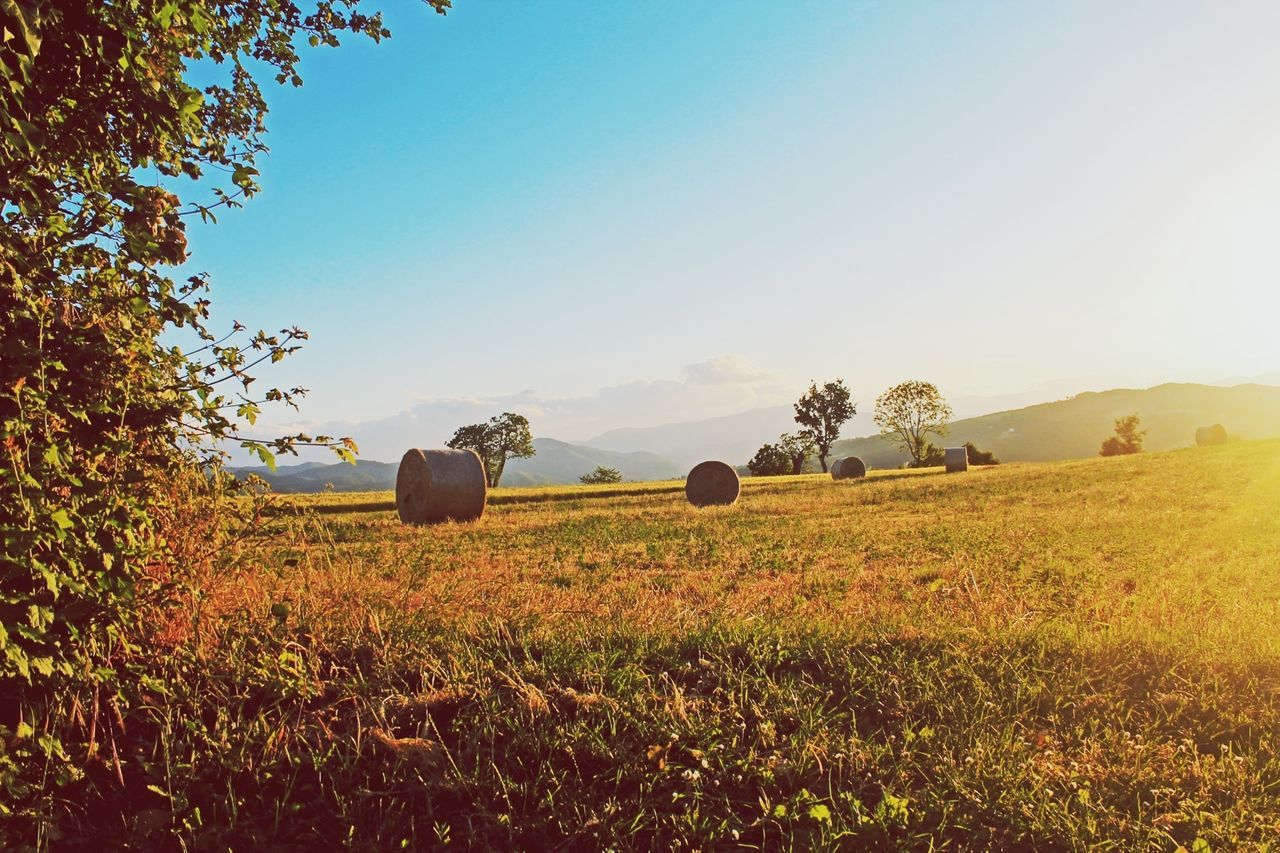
[{"left": 748, "top": 379, "right": 1005, "bottom": 475}]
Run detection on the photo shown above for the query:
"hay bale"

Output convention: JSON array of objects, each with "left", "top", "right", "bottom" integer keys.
[
  {"left": 944, "top": 447, "right": 969, "bottom": 473},
  {"left": 685, "top": 460, "right": 740, "bottom": 507},
  {"left": 395, "top": 448, "right": 487, "bottom": 524},
  {"left": 831, "top": 456, "right": 866, "bottom": 480},
  {"left": 1195, "top": 424, "right": 1228, "bottom": 446}
]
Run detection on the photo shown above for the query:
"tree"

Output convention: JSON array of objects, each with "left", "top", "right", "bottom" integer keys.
[
  {"left": 747, "top": 443, "right": 792, "bottom": 476},
  {"left": 915, "top": 443, "right": 946, "bottom": 468},
  {"left": 447, "top": 413, "right": 535, "bottom": 487},
  {"left": 2, "top": 0, "right": 437, "bottom": 823},
  {"left": 793, "top": 380, "right": 856, "bottom": 473},
  {"left": 1100, "top": 414, "right": 1145, "bottom": 457},
  {"left": 580, "top": 466, "right": 622, "bottom": 485},
  {"left": 777, "top": 432, "right": 816, "bottom": 475},
  {"left": 965, "top": 442, "right": 1000, "bottom": 466},
  {"left": 873, "top": 381, "right": 953, "bottom": 468}
]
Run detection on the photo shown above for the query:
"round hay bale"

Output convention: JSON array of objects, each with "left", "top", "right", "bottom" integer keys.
[
  {"left": 831, "top": 456, "right": 867, "bottom": 480},
  {"left": 395, "top": 448, "right": 487, "bottom": 525},
  {"left": 944, "top": 446, "right": 969, "bottom": 473},
  {"left": 685, "top": 460, "right": 740, "bottom": 507},
  {"left": 1195, "top": 424, "right": 1228, "bottom": 447}
]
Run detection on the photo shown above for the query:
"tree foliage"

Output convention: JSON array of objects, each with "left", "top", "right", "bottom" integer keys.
[
  {"left": 873, "top": 381, "right": 953, "bottom": 468},
  {"left": 777, "top": 432, "right": 815, "bottom": 475},
  {"left": 965, "top": 442, "right": 1000, "bottom": 466},
  {"left": 580, "top": 466, "right": 622, "bottom": 485},
  {"left": 447, "top": 413, "right": 535, "bottom": 487},
  {"left": 793, "top": 380, "right": 855, "bottom": 473},
  {"left": 1100, "top": 414, "right": 1145, "bottom": 457},
  {"left": 0, "top": 0, "right": 447, "bottom": 828},
  {"left": 911, "top": 443, "right": 946, "bottom": 469},
  {"left": 747, "top": 443, "right": 792, "bottom": 477}
]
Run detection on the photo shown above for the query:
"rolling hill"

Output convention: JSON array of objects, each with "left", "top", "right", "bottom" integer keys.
[
  {"left": 830, "top": 382, "right": 1280, "bottom": 469},
  {"left": 501, "top": 438, "right": 678, "bottom": 486}
]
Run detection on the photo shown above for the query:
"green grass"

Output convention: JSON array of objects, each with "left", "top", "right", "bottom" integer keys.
[{"left": 47, "top": 442, "right": 1280, "bottom": 848}]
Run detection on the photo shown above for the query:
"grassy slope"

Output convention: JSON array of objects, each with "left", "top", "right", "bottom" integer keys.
[
  {"left": 79, "top": 442, "right": 1280, "bottom": 848},
  {"left": 833, "top": 382, "right": 1280, "bottom": 469}
]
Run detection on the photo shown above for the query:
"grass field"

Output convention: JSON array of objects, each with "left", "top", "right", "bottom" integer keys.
[{"left": 77, "top": 441, "right": 1280, "bottom": 848}]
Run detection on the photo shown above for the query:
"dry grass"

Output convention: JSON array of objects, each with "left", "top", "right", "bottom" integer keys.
[
  {"left": 249, "top": 445, "right": 1280, "bottom": 660},
  {"left": 48, "top": 440, "right": 1280, "bottom": 849}
]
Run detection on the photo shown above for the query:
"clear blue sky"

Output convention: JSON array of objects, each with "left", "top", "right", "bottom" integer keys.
[{"left": 182, "top": 1, "right": 1280, "bottom": 455}]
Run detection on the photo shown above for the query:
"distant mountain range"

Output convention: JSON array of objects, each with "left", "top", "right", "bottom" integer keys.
[
  {"left": 233, "top": 383, "right": 1280, "bottom": 491},
  {"left": 231, "top": 438, "right": 680, "bottom": 492},
  {"left": 230, "top": 459, "right": 401, "bottom": 493},
  {"left": 501, "top": 439, "right": 678, "bottom": 486}
]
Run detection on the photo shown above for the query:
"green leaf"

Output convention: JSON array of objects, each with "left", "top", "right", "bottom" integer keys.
[
  {"left": 253, "top": 444, "right": 276, "bottom": 471},
  {"left": 0, "top": 0, "right": 43, "bottom": 59},
  {"left": 231, "top": 165, "right": 259, "bottom": 188},
  {"left": 49, "top": 509, "right": 73, "bottom": 530},
  {"left": 808, "top": 804, "right": 831, "bottom": 823},
  {"left": 157, "top": 1, "right": 178, "bottom": 28}
]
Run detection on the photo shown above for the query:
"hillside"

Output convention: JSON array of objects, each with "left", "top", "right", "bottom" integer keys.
[
  {"left": 232, "top": 437, "right": 678, "bottom": 491},
  {"left": 230, "top": 459, "right": 400, "bottom": 492},
  {"left": 831, "top": 382, "right": 1280, "bottom": 468},
  {"left": 501, "top": 438, "right": 679, "bottom": 486},
  {"left": 580, "top": 385, "right": 1089, "bottom": 469}
]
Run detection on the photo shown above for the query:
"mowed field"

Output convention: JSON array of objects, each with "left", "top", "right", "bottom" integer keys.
[{"left": 144, "top": 442, "right": 1280, "bottom": 849}]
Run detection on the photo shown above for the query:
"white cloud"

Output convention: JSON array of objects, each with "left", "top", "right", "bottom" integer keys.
[{"left": 682, "top": 354, "right": 771, "bottom": 385}]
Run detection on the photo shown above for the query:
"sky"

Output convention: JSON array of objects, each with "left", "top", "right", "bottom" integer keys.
[{"left": 179, "top": 1, "right": 1280, "bottom": 459}]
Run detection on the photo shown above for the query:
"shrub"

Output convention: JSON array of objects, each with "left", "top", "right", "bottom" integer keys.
[
  {"left": 965, "top": 442, "right": 1000, "bottom": 465},
  {"left": 0, "top": 0, "right": 413, "bottom": 831},
  {"left": 1100, "top": 414, "right": 1145, "bottom": 457},
  {"left": 580, "top": 466, "right": 623, "bottom": 485},
  {"left": 748, "top": 443, "right": 792, "bottom": 476},
  {"left": 907, "top": 443, "right": 947, "bottom": 469}
]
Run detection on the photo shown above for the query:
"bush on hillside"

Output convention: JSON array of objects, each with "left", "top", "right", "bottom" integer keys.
[
  {"left": 580, "top": 466, "right": 623, "bottom": 485},
  {"left": 1100, "top": 414, "right": 1145, "bottom": 457},
  {"left": 965, "top": 442, "right": 1000, "bottom": 465},
  {"left": 748, "top": 443, "right": 793, "bottom": 476},
  {"left": 907, "top": 443, "right": 947, "bottom": 468}
]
